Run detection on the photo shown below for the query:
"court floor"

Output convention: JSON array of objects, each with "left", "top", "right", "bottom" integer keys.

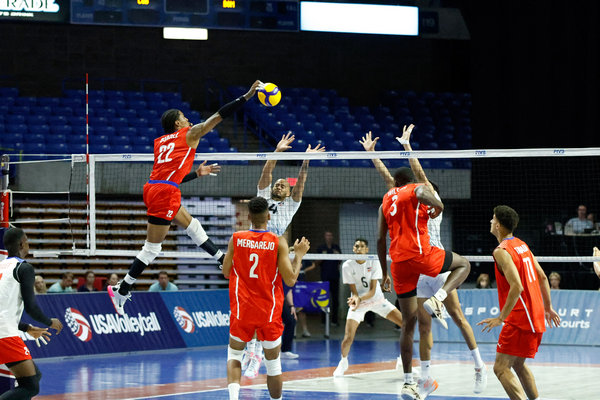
[{"left": 32, "top": 338, "right": 597, "bottom": 400}]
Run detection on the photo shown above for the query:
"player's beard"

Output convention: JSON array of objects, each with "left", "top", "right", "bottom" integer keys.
[{"left": 271, "top": 190, "right": 285, "bottom": 202}]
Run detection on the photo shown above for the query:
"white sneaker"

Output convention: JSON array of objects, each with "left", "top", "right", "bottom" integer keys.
[
  {"left": 423, "top": 296, "right": 448, "bottom": 329},
  {"left": 395, "top": 356, "right": 402, "bottom": 370},
  {"left": 400, "top": 382, "right": 422, "bottom": 400},
  {"left": 474, "top": 364, "right": 488, "bottom": 394},
  {"left": 108, "top": 282, "right": 131, "bottom": 316},
  {"left": 417, "top": 376, "right": 438, "bottom": 399},
  {"left": 333, "top": 358, "right": 348, "bottom": 377},
  {"left": 241, "top": 350, "right": 252, "bottom": 371},
  {"left": 244, "top": 353, "right": 262, "bottom": 379},
  {"left": 281, "top": 351, "right": 299, "bottom": 359}
]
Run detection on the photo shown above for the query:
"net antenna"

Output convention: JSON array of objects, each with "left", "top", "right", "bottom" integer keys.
[{"left": 1, "top": 154, "right": 10, "bottom": 260}]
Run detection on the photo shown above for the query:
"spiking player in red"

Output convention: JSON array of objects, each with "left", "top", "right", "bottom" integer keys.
[
  {"left": 222, "top": 196, "right": 309, "bottom": 400},
  {"left": 479, "top": 205, "right": 560, "bottom": 400},
  {"left": 108, "top": 81, "right": 262, "bottom": 315}
]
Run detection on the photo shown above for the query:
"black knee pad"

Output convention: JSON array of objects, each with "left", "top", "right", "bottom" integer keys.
[{"left": 15, "top": 370, "right": 41, "bottom": 398}]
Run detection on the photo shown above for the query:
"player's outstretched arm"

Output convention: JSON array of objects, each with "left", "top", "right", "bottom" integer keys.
[
  {"left": 222, "top": 237, "right": 235, "bottom": 278},
  {"left": 360, "top": 131, "right": 394, "bottom": 189},
  {"left": 397, "top": 124, "right": 435, "bottom": 193},
  {"left": 291, "top": 143, "right": 325, "bottom": 202},
  {"left": 188, "top": 80, "right": 262, "bottom": 145},
  {"left": 278, "top": 236, "right": 310, "bottom": 287},
  {"left": 258, "top": 131, "right": 295, "bottom": 190},
  {"left": 533, "top": 255, "right": 561, "bottom": 327},
  {"left": 181, "top": 161, "right": 221, "bottom": 183},
  {"left": 377, "top": 206, "right": 391, "bottom": 292}
]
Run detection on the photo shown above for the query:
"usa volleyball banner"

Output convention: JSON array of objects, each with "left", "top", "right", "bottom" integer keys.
[
  {"left": 160, "top": 290, "right": 231, "bottom": 348},
  {"left": 430, "top": 289, "right": 600, "bottom": 346},
  {"left": 18, "top": 292, "right": 185, "bottom": 358}
]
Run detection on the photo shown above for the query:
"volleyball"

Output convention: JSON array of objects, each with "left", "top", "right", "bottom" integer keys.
[
  {"left": 310, "top": 288, "right": 330, "bottom": 309},
  {"left": 257, "top": 83, "right": 281, "bottom": 107}
]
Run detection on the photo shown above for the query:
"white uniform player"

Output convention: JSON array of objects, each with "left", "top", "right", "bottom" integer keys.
[
  {"left": 333, "top": 238, "right": 403, "bottom": 377},
  {"left": 257, "top": 185, "right": 300, "bottom": 236}
]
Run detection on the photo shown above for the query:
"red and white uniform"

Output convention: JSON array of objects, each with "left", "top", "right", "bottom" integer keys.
[
  {"left": 494, "top": 237, "right": 546, "bottom": 358},
  {"left": 0, "top": 257, "right": 32, "bottom": 364},
  {"left": 143, "top": 127, "right": 196, "bottom": 221},
  {"left": 229, "top": 230, "right": 283, "bottom": 342},
  {"left": 382, "top": 184, "right": 446, "bottom": 295}
]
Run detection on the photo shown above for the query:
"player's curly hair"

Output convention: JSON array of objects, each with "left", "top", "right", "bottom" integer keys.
[
  {"left": 248, "top": 196, "right": 269, "bottom": 215},
  {"left": 161, "top": 109, "right": 181, "bottom": 133},
  {"left": 494, "top": 205, "right": 519, "bottom": 232}
]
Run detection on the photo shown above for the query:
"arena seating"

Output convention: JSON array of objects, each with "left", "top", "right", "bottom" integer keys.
[{"left": 11, "top": 196, "right": 231, "bottom": 290}]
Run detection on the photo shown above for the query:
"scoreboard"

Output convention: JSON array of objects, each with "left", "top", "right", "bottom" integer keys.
[{"left": 1, "top": 0, "right": 299, "bottom": 31}]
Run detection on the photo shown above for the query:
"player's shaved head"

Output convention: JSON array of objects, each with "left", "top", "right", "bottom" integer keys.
[
  {"left": 393, "top": 167, "right": 415, "bottom": 187},
  {"left": 248, "top": 196, "right": 269, "bottom": 225},
  {"left": 3, "top": 227, "right": 26, "bottom": 256}
]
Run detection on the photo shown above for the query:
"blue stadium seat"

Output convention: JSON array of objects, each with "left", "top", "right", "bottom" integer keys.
[
  {"left": 50, "top": 125, "right": 71, "bottom": 135},
  {"left": 112, "top": 117, "right": 128, "bottom": 127},
  {"left": 28, "top": 125, "right": 50, "bottom": 136},
  {"left": 88, "top": 98, "right": 103, "bottom": 108},
  {"left": 214, "top": 137, "right": 230, "bottom": 151},
  {"left": 117, "top": 109, "right": 137, "bottom": 119},
  {"left": 130, "top": 117, "right": 149, "bottom": 128},
  {"left": 125, "top": 91, "right": 144, "bottom": 102},
  {"left": 10, "top": 106, "right": 30, "bottom": 115},
  {"left": 2, "top": 133, "right": 24, "bottom": 143},
  {"left": 132, "top": 144, "right": 153, "bottom": 153},
  {"left": 68, "top": 143, "right": 87, "bottom": 154},
  {"left": 30, "top": 106, "right": 52, "bottom": 116},
  {"left": 144, "top": 92, "right": 163, "bottom": 102},
  {"left": 70, "top": 134, "right": 87, "bottom": 144},
  {"left": 312, "top": 160, "right": 329, "bottom": 167},
  {"left": 129, "top": 100, "right": 147, "bottom": 111},
  {"left": 121, "top": 127, "right": 137, "bottom": 136},
  {"left": 46, "top": 142, "right": 68, "bottom": 154},
  {"left": 347, "top": 141, "right": 364, "bottom": 152},
  {"left": 349, "top": 159, "right": 371, "bottom": 168},
  {"left": 4, "top": 124, "right": 27, "bottom": 134},
  {"left": 104, "top": 90, "right": 125, "bottom": 100},
  {"left": 60, "top": 97, "right": 82, "bottom": 108},
  {"left": 90, "top": 135, "right": 110, "bottom": 145},
  {"left": 14, "top": 97, "right": 36, "bottom": 107},
  {"left": 106, "top": 99, "right": 126, "bottom": 110},
  {"left": 94, "top": 108, "right": 117, "bottom": 119},
  {"left": 53, "top": 106, "right": 73, "bottom": 116},
  {"left": 90, "top": 144, "right": 111, "bottom": 153},
  {"left": 111, "top": 135, "right": 131, "bottom": 145},
  {"left": 147, "top": 100, "right": 169, "bottom": 110},
  {"left": 146, "top": 127, "right": 158, "bottom": 137},
  {"left": 38, "top": 97, "right": 61, "bottom": 107},
  {"left": 331, "top": 140, "right": 345, "bottom": 151},
  {"left": 27, "top": 115, "right": 47, "bottom": 125},
  {"left": 112, "top": 144, "right": 133, "bottom": 153},
  {"left": 0, "top": 87, "right": 19, "bottom": 97},
  {"left": 90, "top": 116, "right": 110, "bottom": 128},
  {"left": 23, "top": 142, "right": 45, "bottom": 154}
]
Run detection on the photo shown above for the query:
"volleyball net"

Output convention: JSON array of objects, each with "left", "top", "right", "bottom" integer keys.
[{"left": 4, "top": 148, "right": 600, "bottom": 286}]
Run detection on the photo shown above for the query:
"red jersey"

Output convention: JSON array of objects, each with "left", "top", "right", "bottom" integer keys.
[
  {"left": 149, "top": 126, "right": 195, "bottom": 184},
  {"left": 494, "top": 237, "right": 546, "bottom": 333},
  {"left": 382, "top": 183, "right": 432, "bottom": 262},
  {"left": 230, "top": 230, "right": 282, "bottom": 325}
]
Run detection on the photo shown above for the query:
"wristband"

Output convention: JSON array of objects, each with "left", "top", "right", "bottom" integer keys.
[
  {"left": 396, "top": 137, "right": 409, "bottom": 145},
  {"left": 217, "top": 96, "right": 247, "bottom": 119},
  {"left": 181, "top": 171, "right": 198, "bottom": 184}
]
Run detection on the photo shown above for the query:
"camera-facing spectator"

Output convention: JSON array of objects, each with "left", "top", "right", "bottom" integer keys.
[
  {"left": 78, "top": 270, "right": 98, "bottom": 292},
  {"left": 34, "top": 275, "right": 47, "bottom": 294},
  {"left": 148, "top": 271, "right": 178, "bottom": 292},
  {"left": 476, "top": 273, "right": 492, "bottom": 289},
  {"left": 47, "top": 272, "right": 75, "bottom": 293},
  {"left": 549, "top": 271, "right": 561, "bottom": 289},
  {"left": 104, "top": 273, "right": 119, "bottom": 291},
  {"left": 565, "top": 205, "right": 593, "bottom": 234}
]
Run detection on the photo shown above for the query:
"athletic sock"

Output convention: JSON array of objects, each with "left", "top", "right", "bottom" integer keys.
[
  {"left": 247, "top": 339, "right": 256, "bottom": 354},
  {"left": 404, "top": 373, "right": 414, "bottom": 384},
  {"left": 228, "top": 383, "right": 240, "bottom": 400},
  {"left": 420, "top": 360, "right": 431, "bottom": 379},
  {"left": 471, "top": 347, "right": 484, "bottom": 369},
  {"left": 433, "top": 288, "right": 447, "bottom": 302}
]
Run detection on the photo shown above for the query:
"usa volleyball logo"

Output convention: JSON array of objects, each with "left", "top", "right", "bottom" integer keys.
[
  {"left": 64, "top": 307, "right": 93, "bottom": 342},
  {"left": 173, "top": 306, "right": 195, "bottom": 333}
]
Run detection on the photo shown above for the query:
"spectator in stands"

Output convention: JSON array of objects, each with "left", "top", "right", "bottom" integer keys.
[
  {"left": 280, "top": 284, "right": 298, "bottom": 359},
  {"left": 34, "top": 275, "right": 47, "bottom": 294},
  {"left": 104, "top": 273, "right": 119, "bottom": 291},
  {"left": 296, "top": 260, "right": 316, "bottom": 337},
  {"left": 476, "top": 273, "right": 492, "bottom": 289},
  {"left": 315, "top": 230, "right": 342, "bottom": 326},
  {"left": 564, "top": 205, "right": 593, "bottom": 234},
  {"left": 47, "top": 272, "right": 74, "bottom": 293},
  {"left": 78, "top": 270, "right": 97, "bottom": 292},
  {"left": 549, "top": 271, "right": 561, "bottom": 289},
  {"left": 148, "top": 271, "right": 178, "bottom": 291}
]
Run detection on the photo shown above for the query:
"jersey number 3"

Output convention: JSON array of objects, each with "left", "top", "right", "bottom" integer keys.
[
  {"left": 157, "top": 142, "right": 175, "bottom": 164},
  {"left": 389, "top": 194, "right": 399, "bottom": 216},
  {"left": 249, "top": 253, "right": 259, "bottom": 278}
]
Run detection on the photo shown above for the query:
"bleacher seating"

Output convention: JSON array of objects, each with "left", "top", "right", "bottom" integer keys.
[{"left": 11, "top": 196, "right": 232, "bottom": 290}]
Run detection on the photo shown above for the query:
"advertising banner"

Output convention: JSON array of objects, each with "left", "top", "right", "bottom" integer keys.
[
  {"left": 19, "top": 292, "right": 185, "bottom": 358},
  {"left": 0, "top": 0, "right": 70, "bottom": 23},
  {"left": 430, "top": 289, "right": 600, "bottom": 346},
  {"left": 292, "top": 281, "right": 330, "bottom": 313},
  {"left": 160, "top": 290, "right": 231, "bottom": 348}
]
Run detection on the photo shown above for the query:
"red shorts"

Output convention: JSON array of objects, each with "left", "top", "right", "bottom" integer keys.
[
  {"left": 391, "top": 246, "right": 449, "bottom": 295},
  {"left": 0, "top": 336, "right": 32, "bottom": 364},
  {"left": 497, "top": 323, "right": 543, "bottom": 359},
  {"left": 230, "top": 317, "right": 284, "bottom": 343},
  {"left": 143, "top": 182, "right": 181, "bottom": 221}
]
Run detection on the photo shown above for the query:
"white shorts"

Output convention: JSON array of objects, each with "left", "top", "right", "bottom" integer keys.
[
  {"left": 346, "top": 298, "right": 397, "bottom": 323},
  {"left": 417, "top": 271, "right": 451, "bottom": 298}
]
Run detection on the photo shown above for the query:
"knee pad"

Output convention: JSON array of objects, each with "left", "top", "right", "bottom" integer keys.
[
  {"left": 228, "top": 346, "right": 245, "bottom": 363},
  {"left": 186, "top": 218, "right": 208, "bottom": 246},
  {"left": 15, "top": 371, "right": 41, "bottom": 397},
  {"left": 264, "top": 356, "right": 282, "bottom": 376},
  {"left": 137, "top": 241, "right": 161, "bottom": 265}
]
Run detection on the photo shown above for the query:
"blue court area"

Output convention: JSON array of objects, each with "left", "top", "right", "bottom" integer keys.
[{"left": 33, "top": 339, "right": 597, "bottom": 399}]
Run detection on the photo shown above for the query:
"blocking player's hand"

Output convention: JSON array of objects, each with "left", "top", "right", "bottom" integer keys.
[
  {"left": 359, "top": 131, "right": 379, "bottom": 152},
  {"left": 27, "top": 325, "right": 52, "bottom": 347},
  {"left": 243, "top": 80, "right": 263, "bottom": 100},
  {"left": 276, "top": 132, "right": 295, "bottom": 152},
  {"left": 545, "top": 307, "right": 561, "bottom": 328},
  {"left": 397, "top": 124, "right": 415, "bottom": 146},
  {"left": 477, "top": 317, "right": 502, "bottom": 333},
  {"left": 381, "top": 275, "right": 392, "bottom": 292},
  {"left": 293, "top": 237, "right": 310, "bottom": 257},
  {"left": 50, "top": 318, "right": 63, "bottom": 335},
  {"left": 306, "top": 143, "right": 325, "bottom": 153}
]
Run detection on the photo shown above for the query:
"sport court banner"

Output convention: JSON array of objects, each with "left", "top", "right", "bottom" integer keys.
[
  {"left": 19, "top": 292, "right": 186, "bottom": 358},
  {"left": 430, "top": 289, "right": 600, "bottom": 346},
  {"left": 160, "top": 290, "right": 231, "bottom": 347},
  {"left": 292, "top": 281, "right": 330, "bottom": 313}
]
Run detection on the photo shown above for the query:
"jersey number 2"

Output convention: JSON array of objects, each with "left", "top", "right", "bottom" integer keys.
[
  {"left": 249, "top": 253, "right": 259, "bottom": 278},
  {"left": 157, "top": 142, "right": 175, "bottom": 164}
]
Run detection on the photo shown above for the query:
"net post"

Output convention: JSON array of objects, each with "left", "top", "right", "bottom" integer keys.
[
  {"left": 89, "top": 154, "right": 96, "bottom": 256},
  {"left": 1, "top": 154, "right": 10, "bottom": 260}
]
